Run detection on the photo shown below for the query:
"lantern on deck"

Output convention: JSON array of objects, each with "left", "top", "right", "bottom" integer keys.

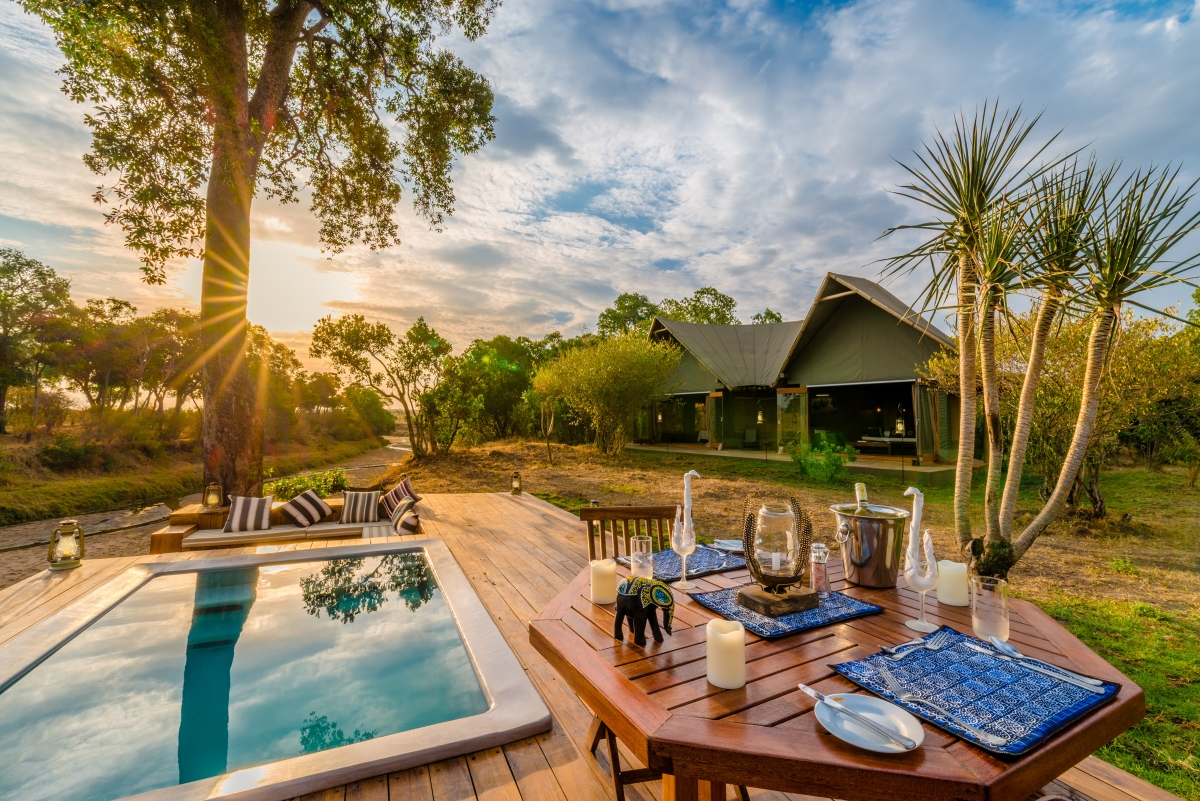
[
  {"left": 511, "top": 471, "right": 522, "bottom": 495},
  {"left": 202, "top": 482, "right": 224, "bottom": 511},
  {"left": 47, "top": 519, "right": 84, "bottom": 571}
]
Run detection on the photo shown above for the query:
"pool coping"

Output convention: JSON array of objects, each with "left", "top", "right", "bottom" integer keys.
[{"left": 0, "top": 540, "right": 553, "bottom": 801}]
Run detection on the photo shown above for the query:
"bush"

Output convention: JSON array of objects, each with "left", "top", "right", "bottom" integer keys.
[
  {"left": 343, "top": 385, "right": 396, "bottom": 436},
  {"left": 36, "top": 434, "right": 102, "bottom": 471},
  {"left": 264, "top": 468, "right": 349, "bottom": 500},
  {"left": 788, "top": 442, "right": 858, "bottom": 482}
]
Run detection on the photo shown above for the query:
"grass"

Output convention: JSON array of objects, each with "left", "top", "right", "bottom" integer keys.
[
  {"left": 1037, "top": 595, "right": 1200, "bottom": 800},
  {"left": 0, "top": 438, "right": 382, "bottom": 526}
]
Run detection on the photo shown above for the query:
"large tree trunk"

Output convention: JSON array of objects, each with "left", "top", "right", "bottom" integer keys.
[
  {"left": 0, "top": 384, "right": 8, "bottom": 434},
  {"left": 1013, "top": 306, "right": 1117, "bottom": 560},
  {"left": 998, "top": 288, "right": 1060, "bottom": 541},
  {"left": 978, "top": 291, "right": 1004, "bottom": 544},
  {"left": 954, "top": 254, "right": 979, "bottom": 555}
]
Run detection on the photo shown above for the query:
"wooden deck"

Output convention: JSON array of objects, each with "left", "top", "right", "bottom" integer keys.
[{"left": 0, "top": 492, "right": 1180, "bottom": 801}]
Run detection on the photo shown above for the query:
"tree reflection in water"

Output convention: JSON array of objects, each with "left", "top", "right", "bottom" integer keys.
[
  {"left": 300, "top": 554, "right": 436, "bottom": 623},
  {"left": 299, "top": 711, "right": 376, "bottom": 754}
]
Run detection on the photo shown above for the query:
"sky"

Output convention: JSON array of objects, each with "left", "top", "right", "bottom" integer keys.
[{"left": 2, "top": 0, "right": 1199, "bottom": 360}]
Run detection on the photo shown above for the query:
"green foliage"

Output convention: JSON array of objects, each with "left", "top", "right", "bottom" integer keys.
[
  {"left": 342, "top": 386, "right": 395, "bottom": 436},
  {"left": 36, "top": 433, "right": 101, "bottom": 471},
  {"left": 456, "top": 335, "right": 533, "bottom": 438},
  {"left": 787, "top": 441, "right": 858, "bottom": 483},
  {"left": 1106, "top": 556, "right": 1139, "bottom": 576},
  {"left": 1039, "top": 595, "right": 1200, "bottom": 800},
  {"left": 20, "top": 0, "right": 498, "bottom": 281},
  {"left": 264, "top": 468, "right": 349, "bottom": 501},
  {"left": 0, "top": 249, "right": 72, "bottom": 433},
  {"left": 598, "top": 293, "right": 659, "bottom": 337},
  {"left": 534, "top": 335, "right": 681, "bottom": 455},
  {"left": 751, "top": 308, "right": 783, "bottom": 324},
  {"left": 657, "top": 287, "right": 740, "bottom": 325}
]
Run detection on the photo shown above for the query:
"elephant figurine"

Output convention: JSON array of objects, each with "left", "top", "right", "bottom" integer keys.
[{"left": 613, "top": 577, "right": 675, "bottom": 647}]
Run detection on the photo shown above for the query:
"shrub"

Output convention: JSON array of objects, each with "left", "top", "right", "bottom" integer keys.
[
  {"left": 36, "top": 434, "right": 102, "bottom": 471},
  {"left": 264, "top": 468, "right": 349, "bottom": 501},
  {"left": 343, "top": 385, "right": 396, "bottom": 436},
  {"left": 788, "top": 442, "right": 858, "bottom": 482}
]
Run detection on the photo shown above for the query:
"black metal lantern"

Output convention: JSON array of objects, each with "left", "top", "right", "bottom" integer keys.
[
  {"left": 202, "top": 482, "right": 224, "bottom": 511},
  {"left": 47, "top": 519, "right": 84, "bottom": 571},
  {"left": 511, "top": 471, "right": 522, "bottom": 495}
]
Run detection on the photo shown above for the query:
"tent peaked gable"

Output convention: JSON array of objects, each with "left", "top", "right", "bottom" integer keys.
[
  {"left": 650, "top": 317, "right": 804, "bottom": 388},
  {"left": 824, "top": 273, "right": 952, "bottom": 347}
]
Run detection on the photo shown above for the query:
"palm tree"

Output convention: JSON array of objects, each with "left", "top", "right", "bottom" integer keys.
[
  {"left": 995, "top": 159, "right": 1108, "bottom": 546},
  {"left": 884, "top": 101, "right": 1060, "bottom": 557},
  {"left": 1013, "top": 165, "right": 1200, "bottom": 561}
]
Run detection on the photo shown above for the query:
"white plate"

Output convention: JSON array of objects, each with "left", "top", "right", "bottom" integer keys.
[
  {"left": 711, "top": 539, "right": 744, "bottom": 553},
  {"left": 814, "top": 693, "right": 925, "bottom": 754}
]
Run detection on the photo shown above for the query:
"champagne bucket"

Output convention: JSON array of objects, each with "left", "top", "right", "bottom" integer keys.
[{"left": 830, "top": 503, "right": 910, "bottom": 588}]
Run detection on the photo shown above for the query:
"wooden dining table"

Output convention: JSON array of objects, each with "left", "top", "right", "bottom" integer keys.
[{"left": 529, "top": 553, "right": 1144, "bottom": 801}]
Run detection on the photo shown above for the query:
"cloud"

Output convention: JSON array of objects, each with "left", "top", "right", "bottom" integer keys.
[{"left": 1, "top": 0, "right": 1198, "bottom": 352}]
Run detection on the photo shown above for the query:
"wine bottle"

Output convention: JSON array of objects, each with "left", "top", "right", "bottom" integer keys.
[{"left": 853, "top": 482, "right": 869, "bottom": 514}]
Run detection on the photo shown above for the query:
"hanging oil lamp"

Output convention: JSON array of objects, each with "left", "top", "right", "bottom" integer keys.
[
  {"left": 511, "top": 471, "right": 522, "bottom": 495},
  {"left": 47, "top": 519, "right": 84, "bottom": 571},
  {"left": 202, "top": 482, "right": 224, "bottom": 510}
]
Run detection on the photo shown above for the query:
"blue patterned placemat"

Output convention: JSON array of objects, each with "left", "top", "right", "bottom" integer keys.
[
  {"left": 833, "top": 626, "right": 1120, "bottom": 756},
  {"left": 687, "top": 587, "right": 882, "bottom": 638},
  {"left": 616, "top": 545, "right": 745, "bottom": 582}
]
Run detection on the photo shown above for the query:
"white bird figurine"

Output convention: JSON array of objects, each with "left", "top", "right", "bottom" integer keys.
[
  {"left": 903, "top": 487, "right": 939, "bottom": 633},
  {"left": 682, "top": 470, "right": 700, "bottom": 541}
]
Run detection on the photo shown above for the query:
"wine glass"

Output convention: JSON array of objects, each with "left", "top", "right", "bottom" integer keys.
[{"left": 671, "top": 519, "right": 697, "bottom": 589}]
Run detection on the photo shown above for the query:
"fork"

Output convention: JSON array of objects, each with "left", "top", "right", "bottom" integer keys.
[
  {"left": 882, "top": 628, "right": 952, "bottom": 661},
  {"left": 874, "top": 661, "right": 1008, "bottom": 747}
]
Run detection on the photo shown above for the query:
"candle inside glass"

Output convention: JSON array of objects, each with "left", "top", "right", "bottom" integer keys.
[
  {"left": 630, "top": 535, "right": 654, "bottom": 579},
  {"left": 590, "top": 559, "right": 617, "bottom": 604},
  {"left": 706, "top": 619, "right": 746, "bottom": 689},
  {"left": 936, "top": 560, "right": 969, "bottom": 606}
]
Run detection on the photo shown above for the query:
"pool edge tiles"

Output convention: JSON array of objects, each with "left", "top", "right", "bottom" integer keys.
[{"left": 0, "top": 540, "right": 551, "bottom": 801}]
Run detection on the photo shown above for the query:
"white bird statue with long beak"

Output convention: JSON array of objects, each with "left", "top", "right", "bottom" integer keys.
[
  {"left": 903, "top": 487, "right": 939, "bottom": 632},
  {"left": 682, "top": 470, "right": 700, "bottom": 540}
]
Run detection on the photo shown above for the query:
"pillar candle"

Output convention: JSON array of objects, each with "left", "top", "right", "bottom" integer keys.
[
  {"left": 590, "top": 559, "right": 617, "bottom": 604},
  {"left": 936, "top": 560, "right": 969, "bottom": 606},
  {"left": 706, "top": 619, "right": 746, "bottom": 689}
]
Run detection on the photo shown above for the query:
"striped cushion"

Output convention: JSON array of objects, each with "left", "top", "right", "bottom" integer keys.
[
  {"left": 387, "top": 497, "right": 416, "bottom": 525},
  {"left": 394, "top": 509, "right": 420, "bottom": 534},
  {"left": 380, "top": 485, "right": 409, "bottom": 519},
  {"left": 280, "top": 489, "right": 333, "bottom": 527},
  {"left": 223, "top": 495, "right": 274, "bottom": 532},
  {"left": 340, "top": 491, "right": 380, "bottom": 524},
  {"left": 399, "top": 477, "right": 422, "bottom": 502}
]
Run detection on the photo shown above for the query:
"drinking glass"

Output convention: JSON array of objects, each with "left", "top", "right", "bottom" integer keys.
[
  {"left": 630, "top": 535, "right": 654, "bottom": 579},
  {"left": 754, "top": 503, "right": 796, "bottom": 576},
  {"left": 671, "top": 520, "right": 697, "bottom": 589},
  {"left": 971, "top": 576, "right": 1010, "bottom": 641}
]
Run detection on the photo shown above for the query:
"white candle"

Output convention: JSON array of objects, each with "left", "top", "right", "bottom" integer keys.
[
  {"left": 706, "top": 619, "right": 746, "bottom": 689},
  {"left": 590, "top": 559, "right": 617, "bottom": 605},
  {"left": 937, "top": 560, "right": 969, "bottom": 606}
]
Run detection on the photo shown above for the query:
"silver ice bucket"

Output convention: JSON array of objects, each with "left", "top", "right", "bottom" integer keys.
[{"left": 830, "top": 503, "right": 910, "bottom": 588}]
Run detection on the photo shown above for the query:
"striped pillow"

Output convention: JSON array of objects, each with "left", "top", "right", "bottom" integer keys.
[
  {"left": 280, "top": 489, "right": 333, "bottom": 528},
  {"left": 387, "top": 497, "right": 416, "bottom": 525},
  {"left": 380, "top": 485, "right": 409, "bottom": 519},
  {"left": 340, "top": 491, "right": 380, "bottom": 524},
  {"left": 394, "top": 509, "right": 420, "bottom": 535},
  {"left": 399, "top": 476, "right": 422, "bottom": 502},
  {"left": 223, "top": 495, "right": 274, "bottom": 532}
]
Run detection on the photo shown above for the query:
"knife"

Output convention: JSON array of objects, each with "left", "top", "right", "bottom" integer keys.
[
  {"left": 798, "top": 683, "right": 916, "bottom": 750},
  {"left": 963, "top": 642, "right": 1106, "bottom": 694}
]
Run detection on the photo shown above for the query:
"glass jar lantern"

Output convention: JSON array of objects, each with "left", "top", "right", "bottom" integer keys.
[
  {"left": 511, "top": 471, "right": 522, "bottom": 495},
  {"left": 754, "top": 503, "right": 797, "bottom": 577},
  {"left": 202, "top": 482, "right": 223, "bottom": 510},
  {"left": 47, "top": 519, "right": 84, "bottom": 571}
]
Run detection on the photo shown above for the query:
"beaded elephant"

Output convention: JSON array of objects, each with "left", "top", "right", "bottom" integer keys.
[{"left": 613, "top": 576, "right": 674, "bottom": 647}]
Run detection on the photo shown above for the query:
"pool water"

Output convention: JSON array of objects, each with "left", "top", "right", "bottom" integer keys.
[{"left": 0, "top": 553, "right": 488, "bottom": 801}]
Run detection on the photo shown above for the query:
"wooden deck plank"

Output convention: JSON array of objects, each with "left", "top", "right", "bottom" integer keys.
[
  {"left": 431, "top": 757, "right": 479, "bottom": 801},
  {"left": 391, "top": 766, "right": 436, "bottom": 801},
  {"left": 344, "top": 775, "right": 389, "bottom": 801},
  {"left": 467, "top": 746, "right": 524, "bottom": 801}
]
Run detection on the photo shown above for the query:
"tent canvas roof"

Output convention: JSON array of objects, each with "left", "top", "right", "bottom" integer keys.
[
  {"left": 817, "top": 273, "right": 952, "bottom": 348},
  {"left": 649, "top": 317, "right": 804, "bottom": 389}
]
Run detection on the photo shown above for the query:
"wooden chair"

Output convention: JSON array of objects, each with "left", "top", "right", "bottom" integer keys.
[{"left": 578, "top": 505, "right": 677, "bottom": 561}]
